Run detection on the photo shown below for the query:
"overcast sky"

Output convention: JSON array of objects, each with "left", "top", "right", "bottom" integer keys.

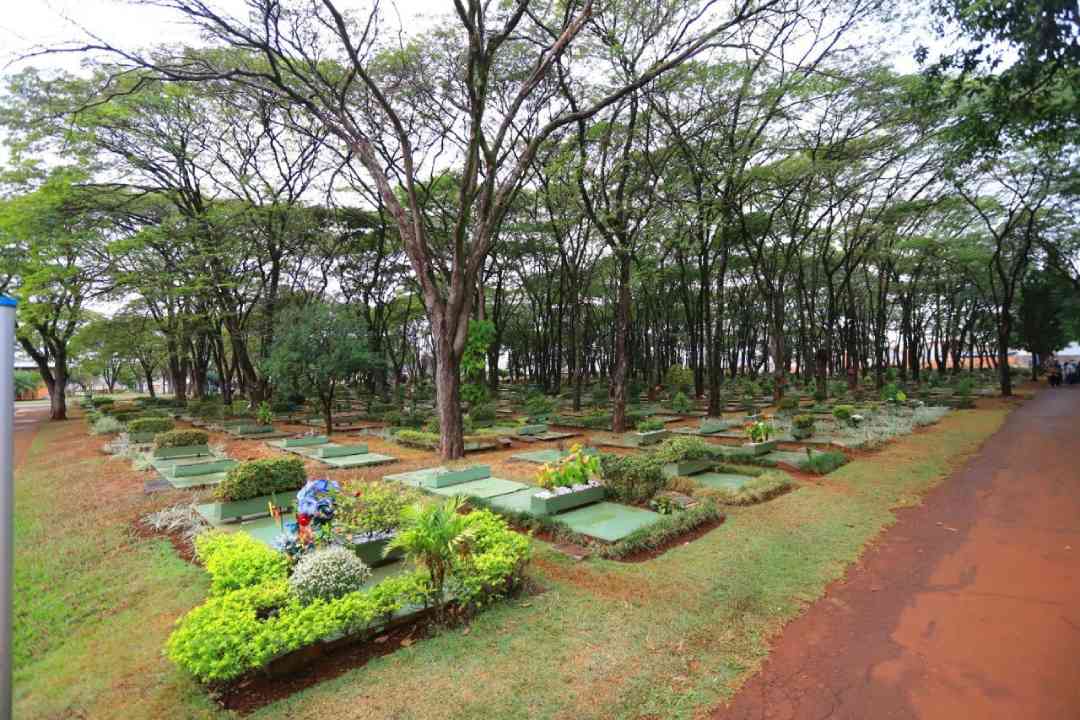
[{"left": 1, "top": 0, "right": 935, "bottom": 79}]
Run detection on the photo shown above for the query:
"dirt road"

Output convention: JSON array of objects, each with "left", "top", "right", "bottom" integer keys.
[{"left": 715, "top": 387, "right": 1080, "bottom": 719}]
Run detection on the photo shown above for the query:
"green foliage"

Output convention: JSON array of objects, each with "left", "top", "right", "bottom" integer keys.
[
  {"left": 264, "top": 301, "right": 376, "bottom": 429},
  {"left": 747, "top": 421, "right": 775, "bottom": 443},
  {"left": 14, "top": 370, "right": 40, "bottom": 396},
  {"left": 670, "top": 391, "right": 691, "bottom": 413},
  {"left": 448, "top": 509, "right": 531, "bottom": 608},
  {"left": 153, "top": 429, "right": 208, "bottom": 449},
  {"left": 126, "top": 417, "right": 174, "bottom": 435},
  {"left": 469, "top": 402, "right": 496, "bottom": 424},
  {"left": 664, "top": 366, "right": 693, "bottom": 394},
  {"left": 334, "top": 482, "right": 416, "bottom": 537},
  {"left": 778, "top": 396, "right": 799, "bottom": 411},
  {"left": 636, "top": 418, "right": 665, "bottom": 433},
  {"left": 832, "top": 404, "right": 855, "bottom": 421},
  {"left": 393, "top": 429, "right": 441, "bottom": 448},
  {"left": 536, "top": 444, "right": 600, "bottom": 489},
  {"left": 256, "top": 402, "right": 274, "bottom": 426},
  {"left": 652, "top": 436, "right": 713, "bottom": 463},
  {"left": 289, "top": 546, "right": 372, "bottom": 604},
  {"left": 596, "top": 502, "right": 723, "bottom": 559},
  {"left": 90, "top": 397, "right": 114, "bottom": 408},
  {"left": 460, "top": 319, "right": 495, "bottom": 378},
  {"left": 213, "top": 458, "right": 307, "bottom": 502},
  {"left": 792, "top": 414, "right": 814, "bottom": 430},
  {"left": 523, "top": 392, "right": 556, "bottom": 421},
  {"left": 599, "top": 453, "right": 666, "bottom": 503},
  {"left": 798, "top": 450, "right": 849, "bottom": 475},
  {"left": 384, "top": 497, "right": 469, "bottom": 601},
  {"left": 590, "top": 383, "right": 609, "bottom": 406},
  {"left": 90, "top": 416, "right": 123, "bottom": 435},
  {"left": 194, "top": 531, "right": 289, "bottom": 595},
  {"left": 460, "top": 382, "right": 488, "bottom": 406}
]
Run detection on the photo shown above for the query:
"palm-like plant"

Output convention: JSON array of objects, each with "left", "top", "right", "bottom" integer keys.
[{"left": 384, "top": 496, "right": 470, "bottom": 604}]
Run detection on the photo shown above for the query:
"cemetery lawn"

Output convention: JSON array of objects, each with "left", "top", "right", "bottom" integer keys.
[{"left": 14, "top": 402, "right": 1012, "bottom": 720}]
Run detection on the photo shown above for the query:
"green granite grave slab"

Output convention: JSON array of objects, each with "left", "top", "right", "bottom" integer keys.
[
  {"left": 168, "top": 459, "right": 237, "bottom": 478},
  {"left": 512, "top": 449, "right": 566, "bottom": 464},
  {"left": 319, "top": 452, "right": 396, "bottom": 469},
  {"left": 517, "top": 424, "right": 548, "bottom": 436},
  {"left": 283, "top": 435, "right": 329, "bottom": 448},
  {"left": 694, "top": 472, "right": 754, "bottom": 491},
  {"left": 428, "top": 476, "right": 530, "bottom": 499},
  {"left": 485, "top": 488, "right": 537, "bottom": 514},
  {"left": 167, "top": 471, "right": 229, "bottom": 489},
  {"left": 384, "top": 465, "right": 490, "bottom": 488},
  {"left": 315, "top": 444, "right": 368, "bottom": 458},
  {"left": 152, "top": 444, "right": 210, "bottom": 460},
  {"left": 558, "top": 502, "right": 661, "bottom": 542}
]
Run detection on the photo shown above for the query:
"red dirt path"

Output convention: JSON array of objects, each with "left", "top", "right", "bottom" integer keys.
[
  {"left": 12, "top": 401, "right": 48, "bottom": 470},
  {"left": 713, "top": 386, "right": 1080, "bottom": 720}
]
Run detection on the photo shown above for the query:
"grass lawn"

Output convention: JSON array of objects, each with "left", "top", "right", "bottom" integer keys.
[{"left": 13, "top": 402, "right": 1011, "bottom": 719}]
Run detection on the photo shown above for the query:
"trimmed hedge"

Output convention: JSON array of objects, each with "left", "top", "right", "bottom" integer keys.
[
  {"left": 127, "top": 417, "right": 175, "bottom": 435},
  {"left": 213, "top": 457, "right": 307, "bottom": 502},
  {"left": 154, "top": 429, "right": 210, "bottom": 449}
]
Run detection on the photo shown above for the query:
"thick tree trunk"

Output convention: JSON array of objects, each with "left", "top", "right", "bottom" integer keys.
[
  {"left": 322, "top": 393, "right": 334, "bottom": 437},
  {"left": 998, "top": 314, "right": 1013, "bottom": 397},
  {"left": 434, "top": 345, "right": 465, "bottom": 459},
  {"left": 611, "top": 253, "right": 632, "bottom": 433}
]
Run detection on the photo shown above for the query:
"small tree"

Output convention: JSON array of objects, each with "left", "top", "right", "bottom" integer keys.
[{"left": 264, "top": 301, "right": 376, "bottom": 436}]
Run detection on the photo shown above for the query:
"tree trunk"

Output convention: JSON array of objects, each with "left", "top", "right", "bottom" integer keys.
[
  {"left": 322, "top": 393, "right": 334, "bottom": 437},
  {"left": 434, "top": 345, "right": 465, "bottom": 459},
  {"left": 998, "top": 314, "right": 1013, "bottom": 397},
  {"left": 611, "top": 252, "right": 632, "bottom": 433}
]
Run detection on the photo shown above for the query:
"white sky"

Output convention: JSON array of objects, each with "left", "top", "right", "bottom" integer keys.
[{"left": 1, "top": 0, "right": 935, "bottom": 78}]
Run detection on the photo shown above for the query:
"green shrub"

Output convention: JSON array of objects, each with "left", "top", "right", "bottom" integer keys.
[
  {"left": 636, "top": 418, "right": 665, "bottom": 433},
  {"left": 127, "top": 417, "right": 175, "bottom": 435},
  {"left": 289, "top": 546, "right": 372, "bottom": 604},
  {"left": 449, "top": 509, "right": 532, "bottom": 607},
  {"left": 664, "top": 365, "right": 694, "bottom": 394},
  {"left": 590, "top": 383, "right": 609, "bottom": 406},
  {"left": 335, "top": 482, "right": 416, "bottom": 537},
  {"left": 90, "top": 416, "right": 124, "bottom": 435},
  {"left": 90, "top": 397, "right": 114, "bottom": 408},
  {"left": 792, "top": 414, "right": 814, "bottom": 430},
  {"left": 537, "top": 445, "right": 600, "bottom": 489},
  {"left": 652, "top": 437, "right": 713, "bottom": 463},
  {"left": 833, "top": 404, "right": 855, "bottom": 421},
  {"left": 812, "top": 388, "right": 826, "bottom": 402},
  {"left": 469, "top": 403, "right": 497, "bottom": 424},
  {"left": 779, "top": 396, "right": 799, "bottom": 411},
  {"left": 746, "top": 421, "right": 775, "bottom": 443},
  {"left": 393, "top": 429, "right": 440, "bottom": 448},
  {"left": 798, "top": 450, "right": 848, "bottom": 475},
  {"left": 194, "top": 531, "right": 289, "bottom": 595},
  {"left": 154, "top": 429, "right": 209, "bottom": 449},
  {"left": 599, "top": 453, "right": 666, "bottom": 503},
  {"left": 214, "top": 458, "right": 307, "bottom": 502},
  {"left": 381, "top": 409, "right": 402, "bottom": 426},
  {"left": 670, "top": 391, "right": 691, "bottom": 413},
  {"left": 523, "top": 393, "right": 555, "bottom": 421}
]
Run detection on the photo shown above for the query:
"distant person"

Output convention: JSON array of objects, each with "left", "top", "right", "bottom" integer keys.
[{"left": 1050, "top": 361, "right": 1062, "bottom": 387}]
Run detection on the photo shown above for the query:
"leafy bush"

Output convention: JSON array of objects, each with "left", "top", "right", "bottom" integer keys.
[
  {"left": 590, "top": 383, "right": 609, "bottom": 405},
  {"left": 792, "top": 414, "right": 814, "bottom": 430},
  {"left": 833, "top": 404, "right": 855, "bottom": 421},
  {"left": 90, "top": 416, "right": 124, "bottom": 435},
  {"left": 469, "top": 403, "right": 497, "bottom": 424},
  {"left": 746, "top": 421, "right": 775, "bottom": 443},
  {"left": 256, "top": 402, "right": 274, "bottom": 425},
  {"left": 334, "top": 482, "right": 416, "bottom": 537},
  {"left": 812, "top": 388, "right": 827, "bottom": 402},
  {"left": 213, "top": 458, "right": 307, "bottom": 502},
  {"left": 523, "top": 393, "right": 555, "bottom": 421},
  {"left": 652, "top": 436, "right": 713, "bottom": 463},
  {"left": 289, "top": 545, "right": 372, "bottom": 604},
  {"left": 393, "top": 429, "right": 440, "bottom": 448},
  {"left": 90, "top": 397, "right": 115, "bottom": 408},
  {"left": 599, "top": 453, "right": 666, "bottom": 503},
  {"left": 154, "top": 429, "right": 209, "bottom": 449},
  {"left": 636, "top": 418, "right": 665, "bottom": 433},
  {"left": 127, "top": 417, "right": 175, "bottom": 435},
  {"left": 537, "top": 444, "right": 600, "bottom": 489},
  {"left": 381, "top": 409, "right": 402, "bottom": 426},
  {"left": 664, "top": 365, "right": 694, "bottom": 394},
  {"left": 449, "top": 509, "right": 531, "bottom": 607},
  {"left": 779, "top": 396, "right": 799, "bottom": 411},
  {"left": 187, "top": 398, "right": 223, "bottom": 420},
  {"left": 798, "top": 450, "right": 848, "bottom": 475},
  {"left": 195, "top": 531, "right": 289, "bottom": 595},
  {"left": 670, "top": 391, "right": 691, "bottom": 413}
]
